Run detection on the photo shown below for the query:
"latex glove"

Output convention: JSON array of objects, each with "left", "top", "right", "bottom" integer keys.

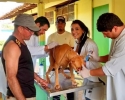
[
  {"left": 47, "top": 41, "right": 59, "bottom": 49},
  {"left": 87, "top": 50, "right": 100, "bottom": 61},
  {"left": 78, "top": 65, "right": 91, "bottom": 78}
]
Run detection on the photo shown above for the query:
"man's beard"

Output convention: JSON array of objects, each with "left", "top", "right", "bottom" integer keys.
[{"left": 58, "top": 29, "right": 64, "bottom": 32}]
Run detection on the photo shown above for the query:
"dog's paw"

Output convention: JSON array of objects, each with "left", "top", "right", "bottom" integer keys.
[
  {"left": 65, "top": 75, "right": 71, "bottom": 79},
  {"left": 54, "top": 85, "right": 61, "bottom": 90}
]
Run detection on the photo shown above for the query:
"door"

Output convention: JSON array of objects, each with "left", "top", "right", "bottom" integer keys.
[{"left": 92, "top": 4, "right": 110, "bottom": 55}]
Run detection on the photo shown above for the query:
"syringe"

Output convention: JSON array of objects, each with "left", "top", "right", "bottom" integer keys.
[{"left": 85, "top": 51, "right": 93, "bottom": 61}]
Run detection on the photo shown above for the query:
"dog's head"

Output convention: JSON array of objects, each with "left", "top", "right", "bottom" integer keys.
[{"left": 70, "top": 56, "right": 85, "bottom": 72}]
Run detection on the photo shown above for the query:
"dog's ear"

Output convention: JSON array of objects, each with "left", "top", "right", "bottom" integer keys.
[{"left": 79, "top": 56, "right": 86, "bottom": 66}]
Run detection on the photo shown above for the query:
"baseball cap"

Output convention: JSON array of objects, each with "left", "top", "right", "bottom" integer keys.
[
  {"left": 56, "top": 16, "right": 65, "bottom": 23},
  {"left": 13, "top": 14, "right": 40, "bottom": 32}
]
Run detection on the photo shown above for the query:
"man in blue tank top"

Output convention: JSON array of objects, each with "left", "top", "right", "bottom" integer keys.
[{"left": 1, "top": 14, "right": 58, "bottom": 100}]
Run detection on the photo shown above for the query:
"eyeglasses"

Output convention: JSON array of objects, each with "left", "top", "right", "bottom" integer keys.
[{"left": 23, "top": 27, "right": 34, "bottom": 33}]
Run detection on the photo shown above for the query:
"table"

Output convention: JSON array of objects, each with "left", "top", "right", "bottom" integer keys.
[{"left": 35, "top": 76, "right": 104, "bottom": 100}]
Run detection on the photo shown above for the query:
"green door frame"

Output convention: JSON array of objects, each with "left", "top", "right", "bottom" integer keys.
[{"left": 92, "top": 4, "right": 110, "bottom": 56}]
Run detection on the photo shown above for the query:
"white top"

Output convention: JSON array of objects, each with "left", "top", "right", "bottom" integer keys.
[
  {"left": 0, "top": 58, "right": 7, "bottom": 96},
  {"left": 47, "top": 31, "right": 75, "bottom": 47},
  {"left": 74, "top": 38, "right": 101, "bottom": 82},
  {"left": 25, "top": 35, "right": 48, "bottom": 66},
  {"left": 102, "top": 28, "right": 125, "bottom": 100}
]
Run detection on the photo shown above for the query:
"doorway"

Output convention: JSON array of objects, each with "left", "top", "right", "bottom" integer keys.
[{"left": 92, "top": 4, "right": 110, "bottom": 55}]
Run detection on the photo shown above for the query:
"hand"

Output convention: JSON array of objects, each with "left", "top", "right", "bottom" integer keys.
[
  {"left": 39, "top": 79, "right": 49, "bottom": 89},
  {"left": 78, "top": 65, "right": 91, "bottom": 78},
  {"left": 87, "top": 51, "right": 99, "bottom": 61},
  {"left": 47, "top": 41, "right": 59, "bottom": 49}
]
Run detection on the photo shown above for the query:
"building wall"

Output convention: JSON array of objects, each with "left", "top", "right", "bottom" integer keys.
[
  {"left": 93, "top": 0, "right": 112, "bottom": 9},
  {"left": 75, "top": 0, "right": 92, "bottom": 37},
  {"left": 24, "top": 0, "right": 125, "bottom": 65},
  {"left": 93, "top": 0, "right": 125, "bottom": 23},
  {"left": 20, "top": 0, "right": 125, "bottom": 39},
  {"left": 23, "top": 1, "right": 125, "bottom": 100},
  {"left": 113, "top": 0, "right": 125, "bottom": 23}
]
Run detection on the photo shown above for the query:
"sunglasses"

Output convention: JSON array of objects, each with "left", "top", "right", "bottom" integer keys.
[{"left": 23, "top": 27, "right": 34, "bottom": 33}]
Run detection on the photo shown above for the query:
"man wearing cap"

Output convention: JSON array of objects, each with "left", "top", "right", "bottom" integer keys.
[
  {"left": 25, "top": 16, "right": 58, "bottom": 68},
  {"left": 25, "top": 16, "right": 59, "bottom": 90},
  {"left": 1, "top": 14, "right": 57, "bottom": 100},
  {"left": 47, "top": 16, "right": 75, "bottom": 100}
]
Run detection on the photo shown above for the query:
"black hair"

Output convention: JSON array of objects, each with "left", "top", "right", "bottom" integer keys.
[
  {"left": 35, "top": 16, "right": 50, "bottom": 28},
  {"left": 71, "top": 20, "right": 89, "bottom": 54},
  {"left": 34, "top": 16, "right": 50, "bottom": 36},
  {"left": 97, "top": 13, "right": 124, "bottom": 32}
]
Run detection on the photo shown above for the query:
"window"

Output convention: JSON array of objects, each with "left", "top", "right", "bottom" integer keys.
[
  {"left": 45, "top": 11, "right": 54, "bottom": 24},
  {"left": 56, "top": 3, "right": 74, "bottom": 21}
]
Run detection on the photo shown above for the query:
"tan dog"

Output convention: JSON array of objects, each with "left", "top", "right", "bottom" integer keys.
[{"left": 46, "top": 44, "right": 85, "bottom": 90}]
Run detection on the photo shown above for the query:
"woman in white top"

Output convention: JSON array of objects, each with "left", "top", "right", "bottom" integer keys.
[{"left": 71, "top": 20, "right": 105, "bottom": 100}]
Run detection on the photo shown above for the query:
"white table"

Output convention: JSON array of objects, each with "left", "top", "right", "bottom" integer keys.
[{"left": 35, "top": 76, "right": 103, "bottom": 100}]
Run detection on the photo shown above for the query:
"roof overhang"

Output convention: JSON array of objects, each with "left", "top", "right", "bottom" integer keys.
[
  {"left": 0, "top": 0, "right": 78, "bottom": 20},
  {"left": 0, "top": 3, "right": 37, "bottom": 20}
]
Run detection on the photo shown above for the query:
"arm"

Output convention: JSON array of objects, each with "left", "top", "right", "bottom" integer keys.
[
  {"left": 26, "top": 35, "right": 58, "bottom": 57},
  {"left": 99, "top": 55, "right": 109, "bottom": 63},
  {"left": 90, "top": 67, "right": 105, "bottom": 76},
  {"left": 27, "top": 43, "right": 58, "bottom": 56},
  {"left": 78, "top": 65, "right": 106, "bottom": 78},
  {"left": 79, "top": 36, "right": 125, "bottom": 78},
  {"left": 25, "top": 35, "right": 49, "bottom": 57},
  {"left": 34, "top": 73, "right": 48, "bottom": 88},
  {"left": 79, "top": 53, "right": 125, "bottom": 77},
  {"left": 3, "top": 41, "right": 25, "bottom": 100},
  {"left": 27, "top": 45, "right": 48, "bottom": 56},
  {"left": 78, "top": 39, "right": 106, "bottom": 77}
]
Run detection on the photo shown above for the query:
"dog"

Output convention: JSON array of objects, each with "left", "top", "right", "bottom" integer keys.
[{"left": 46, "top": 44, "right": 85, "bottom": 90}]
